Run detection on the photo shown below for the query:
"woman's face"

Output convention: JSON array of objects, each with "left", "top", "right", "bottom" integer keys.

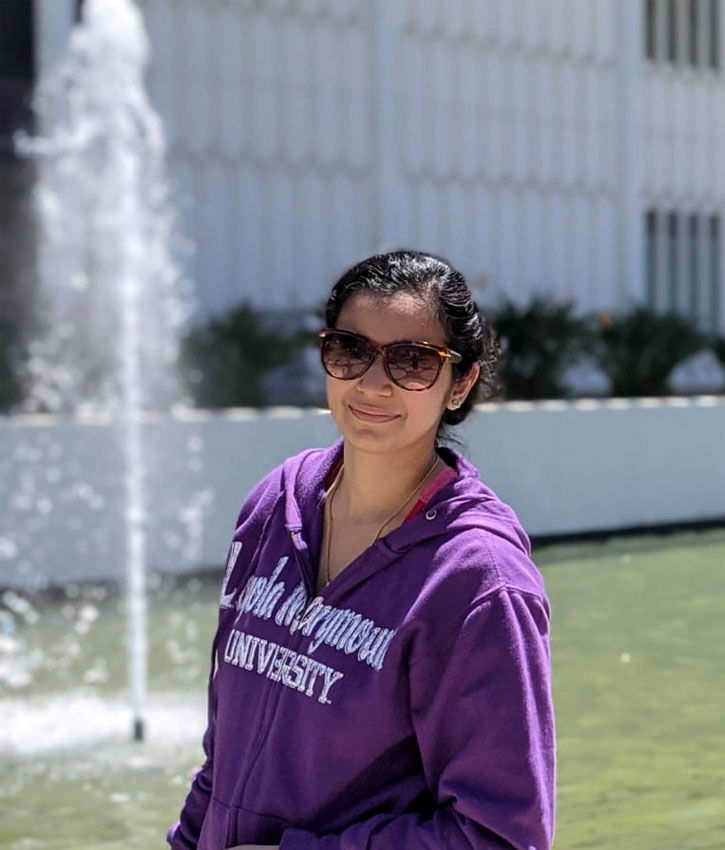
[{"left": 325, "top": 291, "right": 472, "bottom": 458}]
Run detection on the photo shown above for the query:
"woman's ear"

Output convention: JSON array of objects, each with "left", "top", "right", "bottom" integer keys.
[{"left": 446, "top": 362, "right": 480, "bottom": 410}]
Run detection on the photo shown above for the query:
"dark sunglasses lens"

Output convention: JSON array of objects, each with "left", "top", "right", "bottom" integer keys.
[
  {"left": 321, "top": 332, "right": 372, "bottom": 380},
  {"left": 387, "top": 344, "right": 442, "bottom": 390}
]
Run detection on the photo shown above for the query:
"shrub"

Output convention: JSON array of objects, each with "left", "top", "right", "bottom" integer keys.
[
  {"left": 593, "top": 307, "right": 704, "bottom": 397},
  {"left": 492, "top": 296, "right": 594, "bottom": 399},
  {"left": 179, "top": 303, "right": 314, "bottom": 408}
]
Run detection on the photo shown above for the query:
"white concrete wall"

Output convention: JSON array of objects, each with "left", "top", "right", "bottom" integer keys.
[{"left": 2, "top": 399, "right": 724, "bottom": 590}]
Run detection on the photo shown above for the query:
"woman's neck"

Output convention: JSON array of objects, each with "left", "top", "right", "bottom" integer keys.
[{"left": 333, "top": 441, "right": 441, "bottom": 526}]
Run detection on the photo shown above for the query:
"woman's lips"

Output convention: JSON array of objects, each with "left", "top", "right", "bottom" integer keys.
[{"left": 348, "top": 404, "right": 399, "bottom": 423}]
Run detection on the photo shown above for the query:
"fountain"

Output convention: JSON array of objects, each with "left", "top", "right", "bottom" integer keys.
[{"left": 15, "top": 0, "right": 192, "bottom": 742}]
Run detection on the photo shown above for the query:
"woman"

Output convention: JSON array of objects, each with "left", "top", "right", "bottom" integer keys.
[{"left": 168, "top": 251, "right": 556, "bottom": 850}]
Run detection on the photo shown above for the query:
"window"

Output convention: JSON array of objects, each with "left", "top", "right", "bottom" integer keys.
[
  {"left": 645, "top": 0, "right": 721, "bottom": 69},
  {"left": 645, "top": 209, "right": 722, "bottom": 333}
]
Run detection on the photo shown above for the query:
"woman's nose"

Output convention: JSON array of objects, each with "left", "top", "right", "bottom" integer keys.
[{"left": 357, "top": 352, "right": 392, "bottom": 392}]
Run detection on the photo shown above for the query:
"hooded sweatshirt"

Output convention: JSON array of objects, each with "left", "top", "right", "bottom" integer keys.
[{"left": 168, "top": 439, "right": 556, "bottom": 850}]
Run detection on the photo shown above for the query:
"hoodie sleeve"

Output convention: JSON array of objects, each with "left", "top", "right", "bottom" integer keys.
[
  {"left": 167, "top": 465, "right": 285, "bottom": 850},
  {"left": 279, "top": 587, "right": 556, "bottom": 850}
]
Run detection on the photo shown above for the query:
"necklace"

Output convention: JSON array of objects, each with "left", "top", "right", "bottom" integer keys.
[{"left": 321, "top": 454, "right": 440, "bottom": 590}]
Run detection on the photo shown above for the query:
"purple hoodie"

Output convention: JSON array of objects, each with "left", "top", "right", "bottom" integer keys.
[{"left": 168, "top": 439, "right": 556, "bottom": 850}]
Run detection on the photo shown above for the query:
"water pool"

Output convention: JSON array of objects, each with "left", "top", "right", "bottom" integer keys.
[{"left": 1, "top": 529, "right": 724, "bottom": 849}]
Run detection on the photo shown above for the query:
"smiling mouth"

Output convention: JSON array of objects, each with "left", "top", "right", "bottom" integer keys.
[{"left": 348, "top": 405, "right": 400, "bottom": 423}]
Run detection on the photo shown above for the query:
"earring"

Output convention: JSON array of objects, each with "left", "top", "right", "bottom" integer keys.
[{"left": 450, "top": 398, "right": 462, "bottom": 410}]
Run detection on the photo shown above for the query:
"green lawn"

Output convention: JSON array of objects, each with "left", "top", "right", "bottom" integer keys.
[{"left": 1, "top": 529, "right": 724, "bottom": 849}]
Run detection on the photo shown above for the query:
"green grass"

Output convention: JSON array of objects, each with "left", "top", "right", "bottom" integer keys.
[{"left": 1, "top": 529, "right": 724, "bottom": 849}]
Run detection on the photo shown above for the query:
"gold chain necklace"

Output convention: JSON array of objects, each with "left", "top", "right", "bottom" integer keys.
[{"left": 321, "top": 454, "right": 439, "bottom": 589}]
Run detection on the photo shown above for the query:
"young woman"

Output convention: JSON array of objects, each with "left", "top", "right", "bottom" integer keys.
[{"left": 168, "top": 251, "right": 556, "bottom": 850}]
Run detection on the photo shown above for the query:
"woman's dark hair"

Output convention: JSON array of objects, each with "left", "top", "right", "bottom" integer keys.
[{"left": 324, "top": 250, "right": 501, "bottom": 434}]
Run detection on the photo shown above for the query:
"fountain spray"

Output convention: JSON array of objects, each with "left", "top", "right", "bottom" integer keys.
[{"left": 17, "top": 0, "right": 191, "bottom": 742}]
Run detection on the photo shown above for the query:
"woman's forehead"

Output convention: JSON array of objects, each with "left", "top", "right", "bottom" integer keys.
[{"left": 336, "top": 292, "right": 446, "bottom": 344}]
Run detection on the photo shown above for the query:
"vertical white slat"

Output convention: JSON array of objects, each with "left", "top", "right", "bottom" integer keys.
[
  {"left": 279, "top": 18, "right": 308, "bottom": 166},
  {"left": 581, "top": 65, "right": 600, "bottom": 190},
  {"left": 548, "top": 193, "right": 568, "bottom": 301},
  {"left": 497, "top": 0, "right": 516, "bottom": 46},
  {"left": 471, "top": 0, "right": 493, "bottom": 44},
  {"left": 482, "top": 50, "right": 503, "bottom": 182},
  {"left": 346, "top": 25, "right": 369, "bottom": 173},
  {"left": 419, "top": 182, "right": 443, "bottom": 255},
  {"left": 446, "top": 0, "right": 467, "bottom": 40},
  {"left": 521, "top": 191, "right": 542, "bottom": 304},
  {"left": 470, "top": 187, "right": 494, "bottom": 289},
  {"left": 299, "top": 172, "right": 328, "bottom": 301},
  {"left": 511, "top": 56, "right": 529, "bottom": 184},
  {"left": 201, "top": 161, "right": 233, "bottom": 314},
  {"left": 319, "top": 23, "right": 344, "bottom": 169},
  {"left": 558, "top": 63, "right": 578, "bottom": 190},
  {"left": 181, "top": 0, "right": 212, "bottom": 156},
  {"left": 498, "top": 187, "right": 519, "bottom": 297},
  {"left": 693, "top": 82, "right": 707, "bottom": 203},
  {"left": 430, "top": 38, "right": 454, "bottom": 179},
  {"left": 445, "top": 181, "right": 468, "bottom": 267},
  {"left": 267, "top": 170, "right": 294, "bottom": 309},
  {"left": 570, "top": 195, "right": 591, "bottom": 306},
  {"left": 370, "top": 0, "right": 405, "bottom": 248},
  {"left": 570, "top": 0, "right": 589, "bottom": 59},
  {"left": 535, "top": 58, "right": 555, "bottom": 188},
  {"left": 521, "top": 0, "right": 543, "bottom": 51},
  {"left": 596, "top": 0, "right": 616, "bottom": 62},
  {"left": 549, "top": 0, "right": 569, "bottom": 55},
  {"left": 695, "top": 0, "right": 709, "bottom": 67},
  {"left": 250, "top": 12, "right": 279, "bottom": 162},
  {"left": 217, "top": 3, "right": 244, "bottom": 160},
  {"left": 143, "top": 0, "right": 176, "bottom": 146},
  {"left": 616, "top": 0, "right": 645, "bottom": 302},
  {"left": 329, "top": 174, "right": 356, "bottom": 280},
  {"left": 236, "top": 165, "right": 267, "bottom": 307},
  {"left": 458, "top": 47, "right": 479, "bottom": 181},
  {"left": 598, "top": 197, "right": 618, "bottom": 309}
]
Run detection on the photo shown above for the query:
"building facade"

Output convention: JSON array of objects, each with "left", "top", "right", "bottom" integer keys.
[{"left": 23, "top": 0, "right": 725, "bottom": 333}]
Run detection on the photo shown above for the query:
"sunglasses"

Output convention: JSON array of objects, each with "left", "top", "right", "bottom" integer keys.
[{"left": 319, "top": 328, "right": 462, "bottom": 391}]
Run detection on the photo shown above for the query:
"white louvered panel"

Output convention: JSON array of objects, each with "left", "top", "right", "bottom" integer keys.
[
  {"left": 548, "top": 0, "right": 569, "bottom": 55},
  {"left": 418, "top": 182, "right": 444, "bottom": 257},
  {"left": 470, "top": 0, "right": 492, "bottom": 44},
  {"left": 344, "top": 26, "right": 369, "bottom": 171},
  {"left": 249, "top": 14, "right": 279, "bottom": 162},
  {"left": 557, "top": 63, "right": 579, "bottom": 189},
  {"left": 470, "top": 187, "right": 494, "bottom": 285},
  {"left": 496, "top": 0, "right": 516, "bottom": 47},
  {"left": 581, "top": 65, "right": 601, "bottom": 189},
  {"left": 179, "top": 2, "right": 214, "bottom": 156},
  {"left": 570, "top": 0, "right": 591, "bottom": 60},
  {"left": 498, "top": 187, "right": 519, "bottom": 295},
  {"left": 445, "top": 0, "right": 467, "bottom": 40},
  {"left": 169, "top": 154, "right": 198, "bottom": 305},
  {"left": 236, "top": 166, "right": 267, "bottom": 307},
  {"left": 458, "top": 49, "right": 479, "bottom": 181},
  {"left": 709, "top": 84, "right": 725, "bottom": 201},
  {"left": 268, "top": 171, "right": 296, "bottom": 308},
  {"left": 570, "top": 194, "right": 591, "bottom": 304},
  {"left": 597, "top": 197, "right": 617, "bottom": 308},
  {"left": 142, "top": 0, "right": 176, "bottom": 144},
  {"left": 520, "top": 191, "right": 542, "bottom": 303},
  {"left": 671, "top": 75, "right": 690, "bottom": 201},
  {"left": 429, "top": 39, "right": 454, "bottom": 179},
  {"left": 690, "top": 82, "right": 705, "bottom": 204},
  {"left": 413, "top": 0, "right": 437, "bottom": 37},
  {"left": 311, "top": 25, "right": 341, "bottom": 169},
  {"left": 217, "top": 8, "right": 245, "bottom": 160},
  {"left": 329, "top": 175, "right": 358, "bottom": 284},
  {"left": 299, "top": 172, "right": 328, "bottom": 303},
  {"left": 548, "top": 193, "right": 568, "bottom": 301},
  {"left": 444, "top": 181, "right": 468, "bottom": 268},
  {"left": 533, "top": 58, "right": 555, "bottom": 188},
  {"left": 592, "top": 0, "right": 613, "bottom": 63},
  {"left": 197, "top": 161, "right": 232, "bottom": 315},
  {"left": 400, "top": 36, "right": 425, "bottom": 177},
  {"left": 327, "top": 0, "right": 358, "bottom": 26},
  {"left": 279, "top": 19, "right": 308, "bottom": 166},
  {"left": 520, "top": 0, "right": 544, "bottom": 51},
  {"left": 511, "top": 56, "right": 531, "bottom": 184},
  {"left": 598, "top": 72, "right": 617, "bottom": 189},
  {"left": 496, "top": 52, "right": 516, "bottom": 182}
]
